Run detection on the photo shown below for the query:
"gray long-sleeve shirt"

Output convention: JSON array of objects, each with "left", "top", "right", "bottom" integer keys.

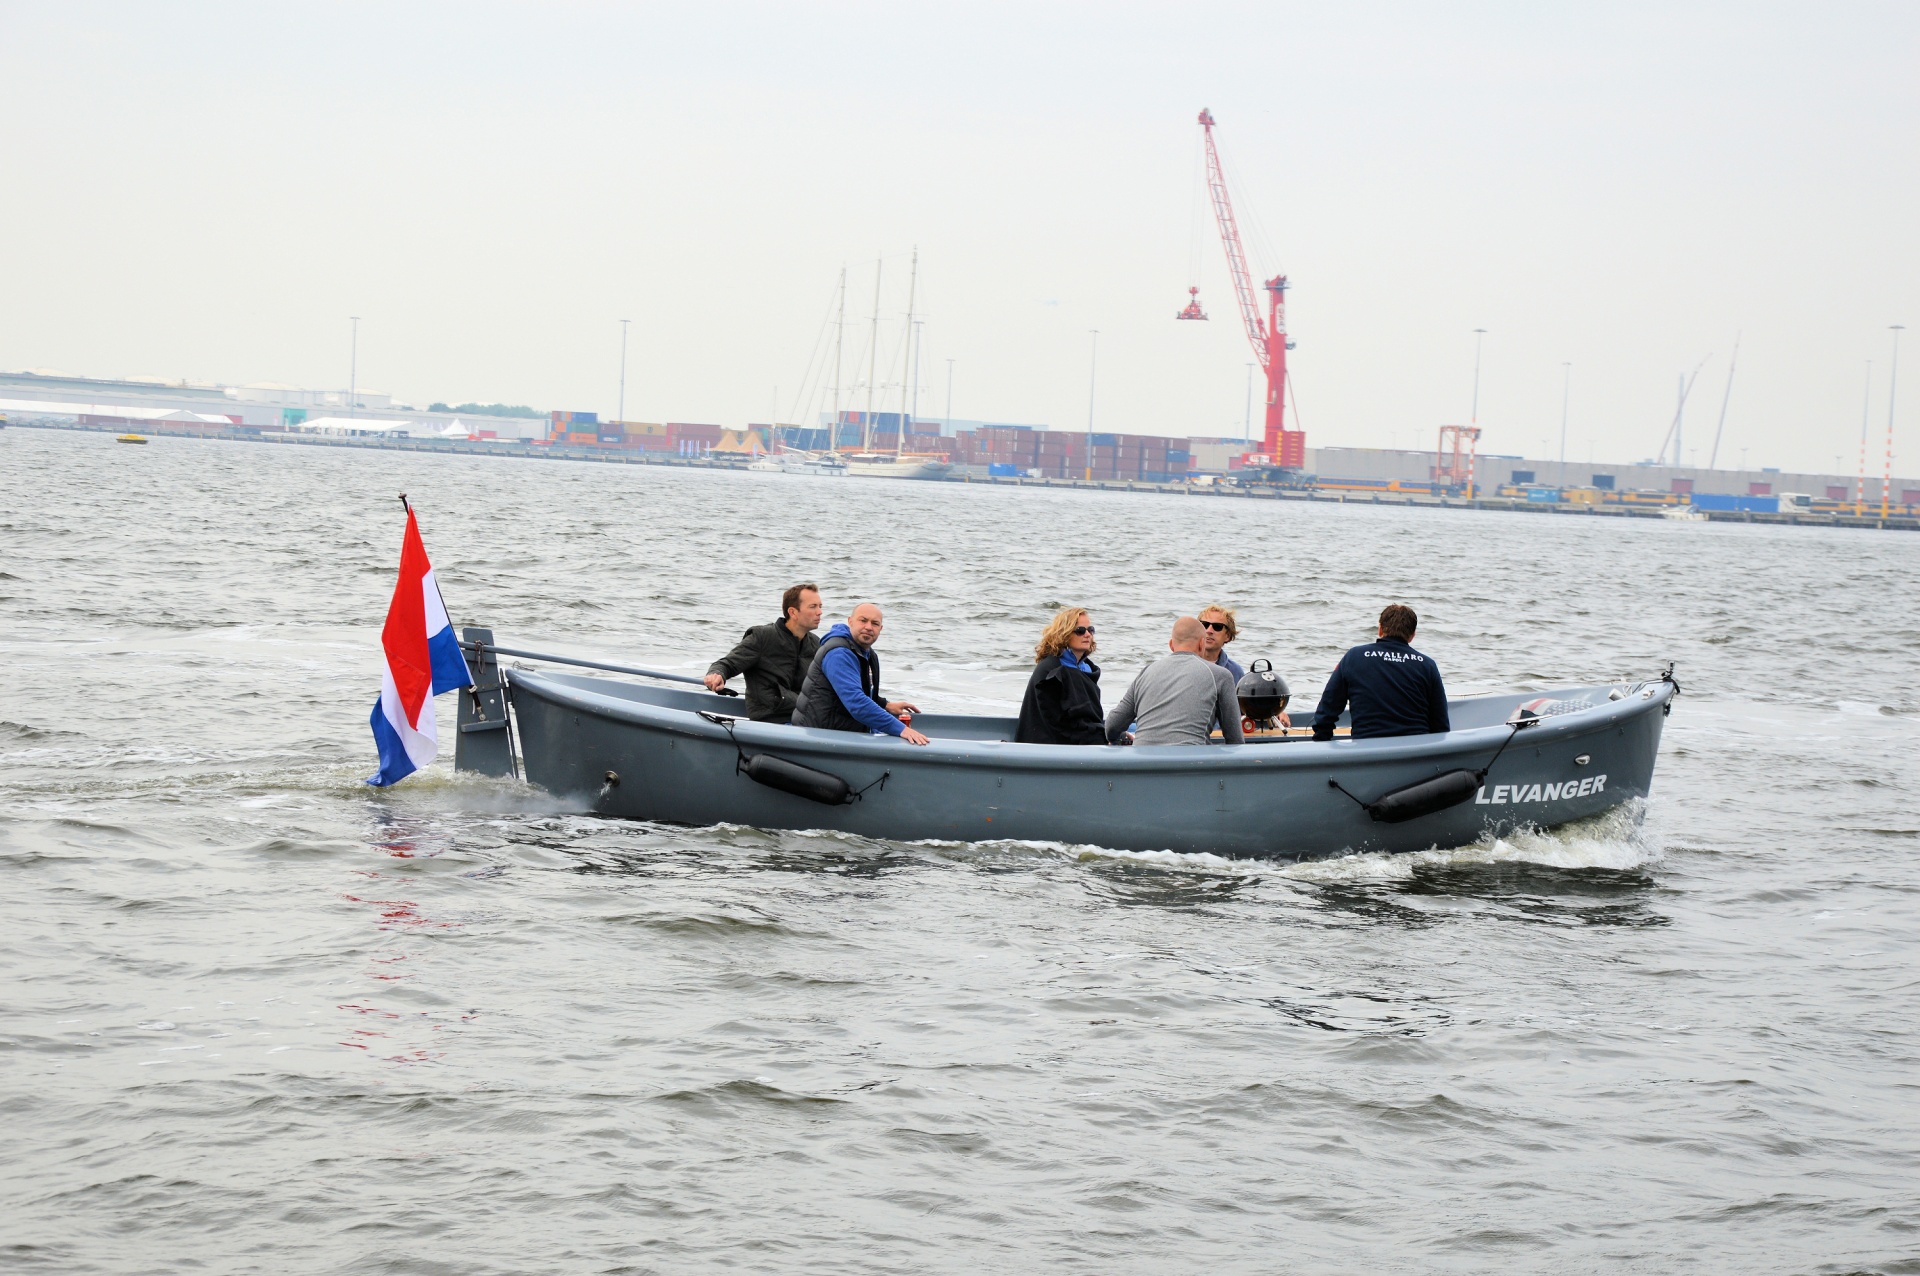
[{"left": 1104, "top": 651, "right": 1245, "bottom": 746}]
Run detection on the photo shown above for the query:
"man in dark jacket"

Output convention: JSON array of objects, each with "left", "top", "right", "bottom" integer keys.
[
  {"left": 1311, "top": 604, "right": 1450, "bottom": 741},
  {"left": 704, "top": 583, "right": 824, "bottom": 723},
  {"left": 791, "top": 602, "right": 928, "bottom": 744}
]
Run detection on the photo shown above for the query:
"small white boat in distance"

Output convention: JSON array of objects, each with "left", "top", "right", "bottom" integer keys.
[
  {"left": 1662, "top": 505, "right": 1709, "bottom": 522},
  {"left": 749, "top": 450, "right": 849, "bottom": 477}
]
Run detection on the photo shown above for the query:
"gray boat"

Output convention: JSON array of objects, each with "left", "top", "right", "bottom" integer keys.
[{"left": 452, "top": 629, "right": 1676, "bottom": 861}]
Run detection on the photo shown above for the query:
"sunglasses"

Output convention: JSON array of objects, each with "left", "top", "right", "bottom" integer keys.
[
  {"left": 1072, "top": 625, "right": 1096, "bottom": 635},
  {"left": 1199, "top": 620, "right": 1231, "bottom": 633}
]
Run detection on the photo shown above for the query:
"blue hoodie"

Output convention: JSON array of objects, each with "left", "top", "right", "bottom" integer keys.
[{"left": 816, "top": 623, "right": 905, "bottom": 736}]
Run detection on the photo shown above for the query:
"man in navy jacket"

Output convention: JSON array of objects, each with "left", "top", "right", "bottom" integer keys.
[
  {"left": 791, "top": 602, "right": 929, "bottom": 745},
  {"left": 1311, "top": 604, "right": 1450, "bottom": 741}
]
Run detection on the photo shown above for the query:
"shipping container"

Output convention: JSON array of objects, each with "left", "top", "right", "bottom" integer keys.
[{"left": 1690, "top": 493, "right": 1778, "bottom": 513}]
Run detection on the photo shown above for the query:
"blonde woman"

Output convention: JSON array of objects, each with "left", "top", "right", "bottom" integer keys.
[{"left": 1014, "top": 607, "right": 1106, "bottom": 745}]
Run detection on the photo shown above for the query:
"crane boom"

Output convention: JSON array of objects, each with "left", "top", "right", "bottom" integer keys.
[
  {"left": 1196, "top": 109, "right": 1298, "bottom": 469},
  {"left": 1200, "top": 109, "right": 1267, "bottom": 365}
]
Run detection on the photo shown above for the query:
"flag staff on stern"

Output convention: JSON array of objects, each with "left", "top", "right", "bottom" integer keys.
[{"left": 367, "top": 495, "right": 474, "bottom": 787}]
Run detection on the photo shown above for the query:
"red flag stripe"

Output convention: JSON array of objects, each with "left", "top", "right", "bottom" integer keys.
[{"left": 380, "top": 509, "right": 433, "bottom": 726}]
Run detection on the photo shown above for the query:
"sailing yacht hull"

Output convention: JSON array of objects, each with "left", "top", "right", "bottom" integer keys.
[{"left": 840, "top": 454, "right": 953, "bottom": 481}]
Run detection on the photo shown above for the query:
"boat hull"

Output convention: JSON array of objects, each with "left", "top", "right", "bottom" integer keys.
[
  {"left": 838, "top": 454, "right": 953, "bottom": 480},
  {"left": 500, "top": 670, "right": 1674, "bottom": 861}
]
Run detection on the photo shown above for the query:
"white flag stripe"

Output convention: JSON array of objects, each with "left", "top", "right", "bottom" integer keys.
[
  {"left": 378, "top": 664, "right": 439, "bottom": 764},
  {"left": 421, "top": 567, "right": 451, "bottom": 637}
]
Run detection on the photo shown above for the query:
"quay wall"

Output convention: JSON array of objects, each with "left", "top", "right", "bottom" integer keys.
[{"left": 12, "top": 418, "right": 1917, "bottom": 533}]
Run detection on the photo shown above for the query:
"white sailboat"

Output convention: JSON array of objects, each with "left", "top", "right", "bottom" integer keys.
[{"left": 840, "top": 247, "right": 953, "bottom": 481}]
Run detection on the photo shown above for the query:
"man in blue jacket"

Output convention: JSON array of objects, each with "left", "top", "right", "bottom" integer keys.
[
  {"left": 791, "top": 602, "right": 929, "bottom": 745},
  {"left": 1311, "top": 604, "right": 1450, "bottom": 741}
]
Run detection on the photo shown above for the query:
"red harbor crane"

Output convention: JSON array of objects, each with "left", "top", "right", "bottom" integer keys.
[
  {"left": 1186, "top": 108, "right": 1304, "bottom": 479},
  {"left": 1435, "top": 424, "right": 1481, "bottom": 497}
]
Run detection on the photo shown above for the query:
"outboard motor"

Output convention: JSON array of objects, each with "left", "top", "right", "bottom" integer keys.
[{"left": 1235, "top": 659, "right": 1291, "bottom": 731}]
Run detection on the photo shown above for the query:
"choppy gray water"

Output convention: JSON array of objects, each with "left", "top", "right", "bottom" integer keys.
[{"left": 4, "top": 426, "right": 1918, "bottom": 1274}]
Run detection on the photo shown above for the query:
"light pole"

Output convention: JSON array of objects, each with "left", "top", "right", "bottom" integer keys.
[
  {"left": 348, "top": 316, "right": 359, "bottom": 418},
  {"left": 1085, "top": 330, "right": 1099, "bottom": 481},
  {"left": 1559, "top": 362, "right": 1571, "bottom": 470},
  {"left": 1885, "top": 324, "right": 1904, "bottom": 519},
  {"left": 618, "top": 319, "right": 630, "bottom": 424},
  {"left": 1471, "top": 328, "right": 1487, "bottom": 424},
  {"left": 944, "top": 358, "right": 955, "bottom": 432},
  {"left": 1857, "top": 360, "right": 1873, "bottom": 515}
]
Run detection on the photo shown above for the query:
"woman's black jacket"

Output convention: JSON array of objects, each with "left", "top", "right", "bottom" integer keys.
[{"left": 1015, "top": 654, "right": 1106, "bottom": 745}]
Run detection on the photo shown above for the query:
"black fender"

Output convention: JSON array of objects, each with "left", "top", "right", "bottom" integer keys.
[
  {"left": 742, "top": 753, "right": 853, "bottom": 806},
  {"left": 1364, "top": 768, "right": 1482, "bottom": 824}
]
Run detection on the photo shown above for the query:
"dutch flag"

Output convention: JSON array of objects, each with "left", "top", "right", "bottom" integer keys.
[{"left": 367, "top": 503, "right": 472, "bottom": 787}]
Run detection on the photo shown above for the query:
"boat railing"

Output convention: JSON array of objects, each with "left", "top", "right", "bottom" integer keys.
[{"left": 456, "top": 638, "right": 727, "bottom": 692}]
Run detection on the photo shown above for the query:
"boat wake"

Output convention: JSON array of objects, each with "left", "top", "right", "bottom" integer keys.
[
  {"left": 1282, "top": 800, "right": 1656, "bottom": 882},
  {"left": 1062, "top": 800, "right": 1656, "bottom": 882}
]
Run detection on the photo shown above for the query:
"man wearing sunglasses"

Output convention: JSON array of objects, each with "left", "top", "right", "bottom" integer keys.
[
  {"left": 1198, "top": 603, "right": 1289, "bottom": 729},
  {"left": 1196, "top": 605, "right": 1247, "bottom": 681},
  {"left": 791, "top": 602, "right": 929, "bottom": 745}
]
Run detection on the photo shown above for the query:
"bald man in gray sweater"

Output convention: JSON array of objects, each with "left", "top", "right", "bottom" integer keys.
[{"left": 1104, "top": 616, "right": 1245, "bottom": 746}]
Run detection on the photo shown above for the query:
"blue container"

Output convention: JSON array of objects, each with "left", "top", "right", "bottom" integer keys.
[
  {"left": 1526, "top": 487, "right": 1561, "bottom": 502},
  {"left": 987, "top": 463, "right": 1019, "bottom": 477},
  {"left": 1090, "top": 433, "right": 1118, "bottom": 447},
  {"left": 1691, "top": 493, "right": 1778, "bottom": 513}
]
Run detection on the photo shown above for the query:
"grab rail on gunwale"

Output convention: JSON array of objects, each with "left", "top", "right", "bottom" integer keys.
[{"left": 456, "top": 638, "right": 720, "bottom": 691}]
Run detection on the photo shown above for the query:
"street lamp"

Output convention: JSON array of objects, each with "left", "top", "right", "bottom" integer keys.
[
  {"left": 348, "top": 316, "right": 360, "bottom": 418},
  {"left": 1471, "top": 328, "right": 1487, "bottom": 424},
  {"left": 618, "top": 319, "right": 630, "bottom": 424},
  {"left": 1559, "top": 362, "right": 1571, "bottom": 468}
]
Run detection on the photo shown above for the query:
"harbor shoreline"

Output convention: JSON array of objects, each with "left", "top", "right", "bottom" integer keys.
[{"left": 14, "top": 418, "right": 1917, "bottom": 532}]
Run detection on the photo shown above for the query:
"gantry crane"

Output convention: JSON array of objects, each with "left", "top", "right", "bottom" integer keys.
[{"left": 1185, "top": 108, "right": 1305, "bottom": 479}]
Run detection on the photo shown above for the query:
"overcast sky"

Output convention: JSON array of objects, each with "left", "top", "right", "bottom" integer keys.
[{"left": 2, "top": 2, "right": 1914, "bottom": 471}]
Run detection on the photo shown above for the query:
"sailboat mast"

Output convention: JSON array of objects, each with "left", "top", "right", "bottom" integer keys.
[
  {"left": 1707, "top": 333, "right": 1740, "bottom": 471},
  {"left": 863, "top": 259, "right": 881, "bottom": 453},
  {"left": 831, "top": 266, "right": 846, "bottom": 439},
  {"left": 897, "top": 247, "right": 917, "bottom": 458}
]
